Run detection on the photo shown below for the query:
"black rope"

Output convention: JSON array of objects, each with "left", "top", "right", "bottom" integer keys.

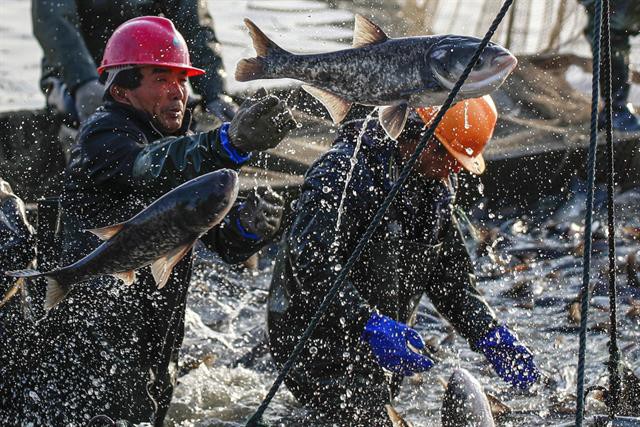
[
  {"left": 575, "top": 0, "right": 603, "bottom": 425},
  {"left": 245, "top": 1, "right": 515, "bottom": 425},
  {"left": 600, "top": 0, "right": 621, "bottom": 418}
]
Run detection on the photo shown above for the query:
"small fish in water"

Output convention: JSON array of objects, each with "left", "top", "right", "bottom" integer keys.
[
  {"left": 235, "top": 14, "right": 517, "bottom": 139},
  {"left": 441, "top": 368, "right": 495, "bottom": 427},
  {"left": 6, "top": 169, "right": 239, "bottom": 309}
]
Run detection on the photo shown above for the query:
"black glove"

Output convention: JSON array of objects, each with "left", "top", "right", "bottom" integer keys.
[
  {"left": 228, "top": 88, "right": 297, "bottom": 153},
  {"left": 235, "top": 187, "right": 285, "bottom": 241},
  {"left": 206, "top": 94, "right": 239, "bottom": 121},
  {"left": 74, "top": 79, "right": 105, "bottom": 123}
]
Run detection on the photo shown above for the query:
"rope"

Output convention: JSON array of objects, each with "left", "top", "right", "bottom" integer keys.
[
  {"left": 245, "top": 1, "right": 515, "bottom": 425},
  {"left": 575, "top": 0, "right": 603, "bottom": 425},
  {"left": 600, "top": 0, "right": 621, "bottom": 418}
]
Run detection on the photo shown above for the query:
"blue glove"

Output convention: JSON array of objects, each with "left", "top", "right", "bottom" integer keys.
[
  {"left": 476, "top": 325, "right": 540, "bottom": 389},
  {"left": 361, "top": 312, "right": 434, "bottom": 376}
]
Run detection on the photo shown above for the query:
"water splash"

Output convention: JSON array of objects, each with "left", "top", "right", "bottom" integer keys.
[
  {"left": 334, "top": 108, "right": 378, "bottom": 234},
  {"left": 463, "top": 99, "right": 470, "bottom": 130}
]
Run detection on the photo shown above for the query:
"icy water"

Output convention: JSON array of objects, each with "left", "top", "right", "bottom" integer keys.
[{"left": 170, "top": 182, "right": 640, "bottom": 427}]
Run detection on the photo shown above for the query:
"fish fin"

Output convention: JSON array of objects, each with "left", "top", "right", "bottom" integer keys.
[
  {"left": 112, "top": 270, "right": 136, "bottom": 286},
  {"left": 86, "top": 223, "right": 125, "bottom": 241},
  {"left": 302, "top": 85, "right": 352, "bottom": 123},
  {"left": 353, "top": 14, "right": 389, "bottom": 48},
  {"left": 379, "top": 103, "right": 409, "bottom": 140},
  {"left": 385, "top": 405, "right": 412, "bottom": 427},
  {"left": 437, "top": 376, "right": 449, "bottom": 390},
  {"left": 4, "top": 268, "right": 43, "bottom": 278},
  {"left": 151, "top": 243, "right": 193, "bottom": 289},
  {"left": 243, "top": 18, "right": 289, "bottom": 57},
  {"left": 235, "top": 57, "right": 266, "bottom": 82},
  {"left": 44, "top": 277, "right": 69, "bottom": 310},
  {"left": 0, "top": 278, "right": 25, "bottom": 308}
]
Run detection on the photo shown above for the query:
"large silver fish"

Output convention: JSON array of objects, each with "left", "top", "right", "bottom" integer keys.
[
  {"left": 235, "top": 14, "right": 517, "bottom": 139},
  {"left": 441, "top": 368, "right": 496, "bottom": 427},
  {"left": 6, "top": 169, "right": 239, "bottom": 309}
]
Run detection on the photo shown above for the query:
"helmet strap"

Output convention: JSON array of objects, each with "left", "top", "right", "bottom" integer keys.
[{"left": 104, "top": 65, "right": 136, "bottom": 91}]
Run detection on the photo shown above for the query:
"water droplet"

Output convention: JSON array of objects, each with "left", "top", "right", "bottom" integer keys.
[
  {"left": 322, "top": 186, "right": 331, "bottom": 194},
  {"left": 309, "top": 346, "right": 318, "bottom": 355},
  {"left": 464, "top": 100, "right": 470, "bottom": 130}
]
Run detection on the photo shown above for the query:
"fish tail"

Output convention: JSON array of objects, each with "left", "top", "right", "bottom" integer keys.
[
  {"left": 44, "top": 277, "right": 69, "bottom": 310},
  {"left": 235, "top": 57, "right": 266, "bottom": 82},
  {"left": 236, "top": 18, "right": 291, "bottom": 82},
  {"left": 243, "top": 18, "right": 289, "bottom": 57}
]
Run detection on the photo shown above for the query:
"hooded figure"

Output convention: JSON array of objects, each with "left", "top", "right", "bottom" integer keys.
[{"left": 267, "top": 97, "right": 540, "bottom": 425}]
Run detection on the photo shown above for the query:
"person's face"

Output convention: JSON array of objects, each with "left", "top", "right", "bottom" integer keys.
[
  {"left": 398, "top": 136, "right": 463, "bottom": 179},
  {"left": 113, "top": 67, "right": 188, "bottom": 133}
]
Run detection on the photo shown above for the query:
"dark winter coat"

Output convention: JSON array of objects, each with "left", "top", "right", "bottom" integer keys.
[
  {"left": 6, "top": 101, "right": 264, "bottom": 426},
  {"left": 267, "top": 120, "right": 498, "bottom": 409},
  {"left": 32, "top": 0, "right": 227, "bottom": 102}
]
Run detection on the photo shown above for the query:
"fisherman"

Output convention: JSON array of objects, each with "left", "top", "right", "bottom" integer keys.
[
  {"left": 3, "top": 16, "right": 295, "bottom": 425},
  {"left": 580, "top": 0, "right": 640, "bottom": 132},
  {"left": 33, "top": 0, "right": 238, "bottom": 124},
  {"left": 267, "top": 97, "right": 540, "bottom": 425}
]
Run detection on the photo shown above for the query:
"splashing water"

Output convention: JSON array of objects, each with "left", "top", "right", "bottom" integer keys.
[
  {"left": 334, "top": 108, "right": 378, "bottom": 233},
  {"left": 463, "top": 99, "right": 470, "bottom": 130}
]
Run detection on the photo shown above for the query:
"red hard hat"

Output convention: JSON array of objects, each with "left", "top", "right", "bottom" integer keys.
[{"left": 97, "top": 16, "right": 205, "bottom": 77}]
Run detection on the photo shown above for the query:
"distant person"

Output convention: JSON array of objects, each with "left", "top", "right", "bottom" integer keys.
[
  {"left": 1, "top": 17, "right": 295, "bottom": 425},
  {"left": 267, "top": 97, "right": 540, "bottom": 425},
  {"left": 33, "top": 0, "right": 238, "bottom": 124},
  {"left": 581, "top": 0, "right": 640, "bottom": 132}
]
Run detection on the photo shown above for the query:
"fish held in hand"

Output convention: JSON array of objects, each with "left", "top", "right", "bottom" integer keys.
[
  {"left": 235, "top": 14, "right": 517, "bottom": 139},
  {"left": 6, "top": 169, "right": 239, "bottom": 310}
]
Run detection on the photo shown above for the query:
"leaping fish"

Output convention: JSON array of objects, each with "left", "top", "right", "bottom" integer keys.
[
  {"left": 6, "top": 169, "right": 239, "bottom": 309},
  {"left": 235, "top": 14, "right": 517, "bottom": 139}
]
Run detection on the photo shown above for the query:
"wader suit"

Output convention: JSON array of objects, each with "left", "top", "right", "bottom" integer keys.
[
  {"left": 1, "top": 101, "right": 266, "bottom": 425},
  {"left": 267, "top": 120, "right": 498, "bottom": 425}
]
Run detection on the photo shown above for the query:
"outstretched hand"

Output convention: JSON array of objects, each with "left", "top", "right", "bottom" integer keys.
[{"left": 228, "top": 88, "right": 297, "bottom": 153}]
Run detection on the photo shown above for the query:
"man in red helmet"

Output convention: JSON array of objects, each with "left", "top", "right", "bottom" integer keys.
[
  {"left": 34, "top": 0, "right": 239, "bottom": 123},
  {"left": 2, "top": 17, "right": 295, "bottom": 425}
]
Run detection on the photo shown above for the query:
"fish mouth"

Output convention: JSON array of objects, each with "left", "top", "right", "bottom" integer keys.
[
  {"left": 209, "top": 169, "right": 239, "bottom": 227},
  {"left": 432, "top": 52, "right": 518, "bottom": 96},
  {"left": 460, "top": 53, "right": 517, "bottom": 95}
]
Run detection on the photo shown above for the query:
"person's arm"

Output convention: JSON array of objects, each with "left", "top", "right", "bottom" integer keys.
[
  {"left": 79, "top": 124, "right": 248, "bottom": 197},
  {"left": 161, "top": 0, "right": 226, "bottom": 104},
  {"left": 32, "top": 0, "right": 98, "bottom": 93},
  {"left": 427, "top": 218, "right": 498, "bottom": 347},
  {"left": 285, "top": 143, "right": 377, "bottom": 332}
]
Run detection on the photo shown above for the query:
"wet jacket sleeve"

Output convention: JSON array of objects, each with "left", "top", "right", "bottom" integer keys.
[
  {"left": 80, "top": 125, "right": 247, "bottom": 196},
  {"left": 426, "top": 218, "right": 498, "bottom": 348},
  {"left": 32, "top": 0, "right": 98, "bottom": 92},
  {"left": 285, "top": 145, "right": 376, "bottom": 333},
  {"left": 162, "top": 0, "right": 227, "bottom": 103}
]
